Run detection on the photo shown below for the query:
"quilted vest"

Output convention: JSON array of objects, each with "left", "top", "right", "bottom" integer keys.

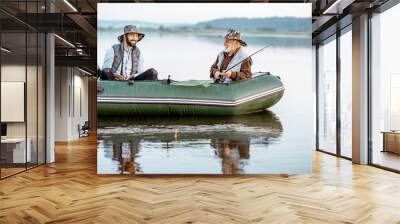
[
  {"left": 216, "top": 47, "right": 248, "bottom": 83},
  {"left": 110, "top": 44, "right": 140, "bottom": 75}
]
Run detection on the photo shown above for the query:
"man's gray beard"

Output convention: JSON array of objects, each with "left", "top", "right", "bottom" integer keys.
[{"left": 224, "top": 46, "right": 232, "bottom": 53}]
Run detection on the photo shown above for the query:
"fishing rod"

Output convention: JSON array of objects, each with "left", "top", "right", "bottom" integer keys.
[
  {"left": 225, "top": 45, "right": 270, "bottom": 72},
  {"left": 215, "top": 45, "right": 270, "bottom": 84}
]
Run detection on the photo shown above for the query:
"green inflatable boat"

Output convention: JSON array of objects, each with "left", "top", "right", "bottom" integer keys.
[{"left": 97, "top": 72, "right": 284, "bottom": 116}]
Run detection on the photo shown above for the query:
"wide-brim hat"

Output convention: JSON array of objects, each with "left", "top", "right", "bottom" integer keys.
[
  {"left": 224, "top": 29, "right": 247, "bottom": 47},
  {"left": 118, "top": 25, "right": 145, "bottom": 42}
]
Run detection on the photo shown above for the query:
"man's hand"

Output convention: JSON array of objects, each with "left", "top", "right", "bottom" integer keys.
[
  {"left": 125, "top": 74, "right": 134, "bottom": 80},
  {"left": 222, "top": 70, "right": 232, "bottom": 78},
  {"left": 123, "top": 74, "right": 131, "bottom": 80},
  {"left": 114, "top": 72, "right": 124, "bottom": 80},
  {"left": 214, "top": 71, "right": 221, "bottom": 80}
]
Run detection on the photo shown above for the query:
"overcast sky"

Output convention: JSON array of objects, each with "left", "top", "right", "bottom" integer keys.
[{"left": 98, "top": 3, "right": 311, "bottom": 24}]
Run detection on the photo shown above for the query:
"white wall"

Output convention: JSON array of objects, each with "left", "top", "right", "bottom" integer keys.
[
  {"left": 1, "top": 65, "right": 42, "bottom": 138},
  {"left": 1, "top": 65, "right": 26, "bottom": 140},
  {"left": 55, "top": 66, "right": 69, "bottom": 141},
  {"left": 54, "top": 67, "right": 89, "bottom": 141}
]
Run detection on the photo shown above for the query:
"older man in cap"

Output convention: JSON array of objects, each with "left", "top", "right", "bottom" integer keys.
[
  {"left": 102, "top": 25, "right": 158, "bottom": 81},
  {"left": 210, "top": 29, "right": 252, "bottom": 83}
]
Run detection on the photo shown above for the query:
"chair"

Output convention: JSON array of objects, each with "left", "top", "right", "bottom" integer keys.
[{"left": 79, "top": 121, "right": 90, "bottom": 138}]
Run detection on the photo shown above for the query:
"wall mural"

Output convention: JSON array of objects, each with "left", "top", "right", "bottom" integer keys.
[{"left": 97, "top": 3, "right": 313, "bottom": 174}]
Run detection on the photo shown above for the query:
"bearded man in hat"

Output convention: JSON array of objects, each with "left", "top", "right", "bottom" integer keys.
[
  {"left": 102, "top": 25, "right": 158, "bottom": 81},
  {"left": 210, "top": 29, "right": 252, "bottom": 83}
]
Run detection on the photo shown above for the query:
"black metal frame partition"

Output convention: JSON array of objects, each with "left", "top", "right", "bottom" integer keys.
[
  {"left": 0, "top": 0, "right": 47, "bottom": 180},
  {"left": 315, "top": 23, "right": 352, "bottom": 161}
]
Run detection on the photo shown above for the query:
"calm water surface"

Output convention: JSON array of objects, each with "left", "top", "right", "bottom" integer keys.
[{"left": 97, "top": 31, "right": 313, "bottom": 174}]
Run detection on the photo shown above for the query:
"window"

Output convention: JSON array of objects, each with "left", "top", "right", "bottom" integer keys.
[
  {"left": 340, "top": 28, "right": 352, "bottom": 158},
  {"left": 317, "top": 35, "right": 337, "bottom": 154},
  {"left": 371, "top": 3, "right": 400, "bottom": 171}
]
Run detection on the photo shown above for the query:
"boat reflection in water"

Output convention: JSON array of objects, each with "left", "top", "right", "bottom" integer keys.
[{"left": 97, "top": 110, "right": 283, "bottom": 174}]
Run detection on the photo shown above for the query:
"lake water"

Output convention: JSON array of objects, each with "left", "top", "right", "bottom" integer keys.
[{"left": 97, "top": 30, "right": 314, "bottom": 174}]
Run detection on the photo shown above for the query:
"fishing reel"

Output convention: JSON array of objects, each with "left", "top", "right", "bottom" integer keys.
[{"left": 214, "top": 76, "right": 231, "bottom": 85}]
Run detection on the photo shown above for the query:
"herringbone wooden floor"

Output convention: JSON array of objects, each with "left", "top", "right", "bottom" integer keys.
[{"left": 1, "top": 135, "right": 400, "bottom": 224}]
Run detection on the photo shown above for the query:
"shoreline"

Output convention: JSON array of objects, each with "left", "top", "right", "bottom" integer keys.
[{"left": 98, "top": 27, "right": 311, "bottom": 38}]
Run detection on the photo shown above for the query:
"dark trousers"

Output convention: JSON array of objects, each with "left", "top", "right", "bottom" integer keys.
[
  {"left": 133, "top": 68, "right": 158, "bottom": 80},
  {"left": 100, "top": 68, "right": 158, "bottom": 81}
]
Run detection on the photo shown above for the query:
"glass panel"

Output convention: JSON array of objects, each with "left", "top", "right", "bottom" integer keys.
[
  {"left": 371, "top": 4, "right": 400, "bottom": 171},
  {"left": 27, "top": 31, "right": 38, "bottom": 169},
  {"left": 390, "top": 74, "right": 400, "bottom": 130},
  {"left": 340, "top": 29, "right": 352, "bottom": 158},
  {"left": 1, "top": 30, "right": 27, "bottom": 177},
  {"left": 318, "top": 36, "right": 337, "bottom": 154},
  {"left": 26, "top": 0, "right": 39, "bottom": 169},
  {"left": 38, "top": 32, "right": 45, "bottom": 165},
  {"left": 0, "top": 1, "right": 46, "bottom": 178}
]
